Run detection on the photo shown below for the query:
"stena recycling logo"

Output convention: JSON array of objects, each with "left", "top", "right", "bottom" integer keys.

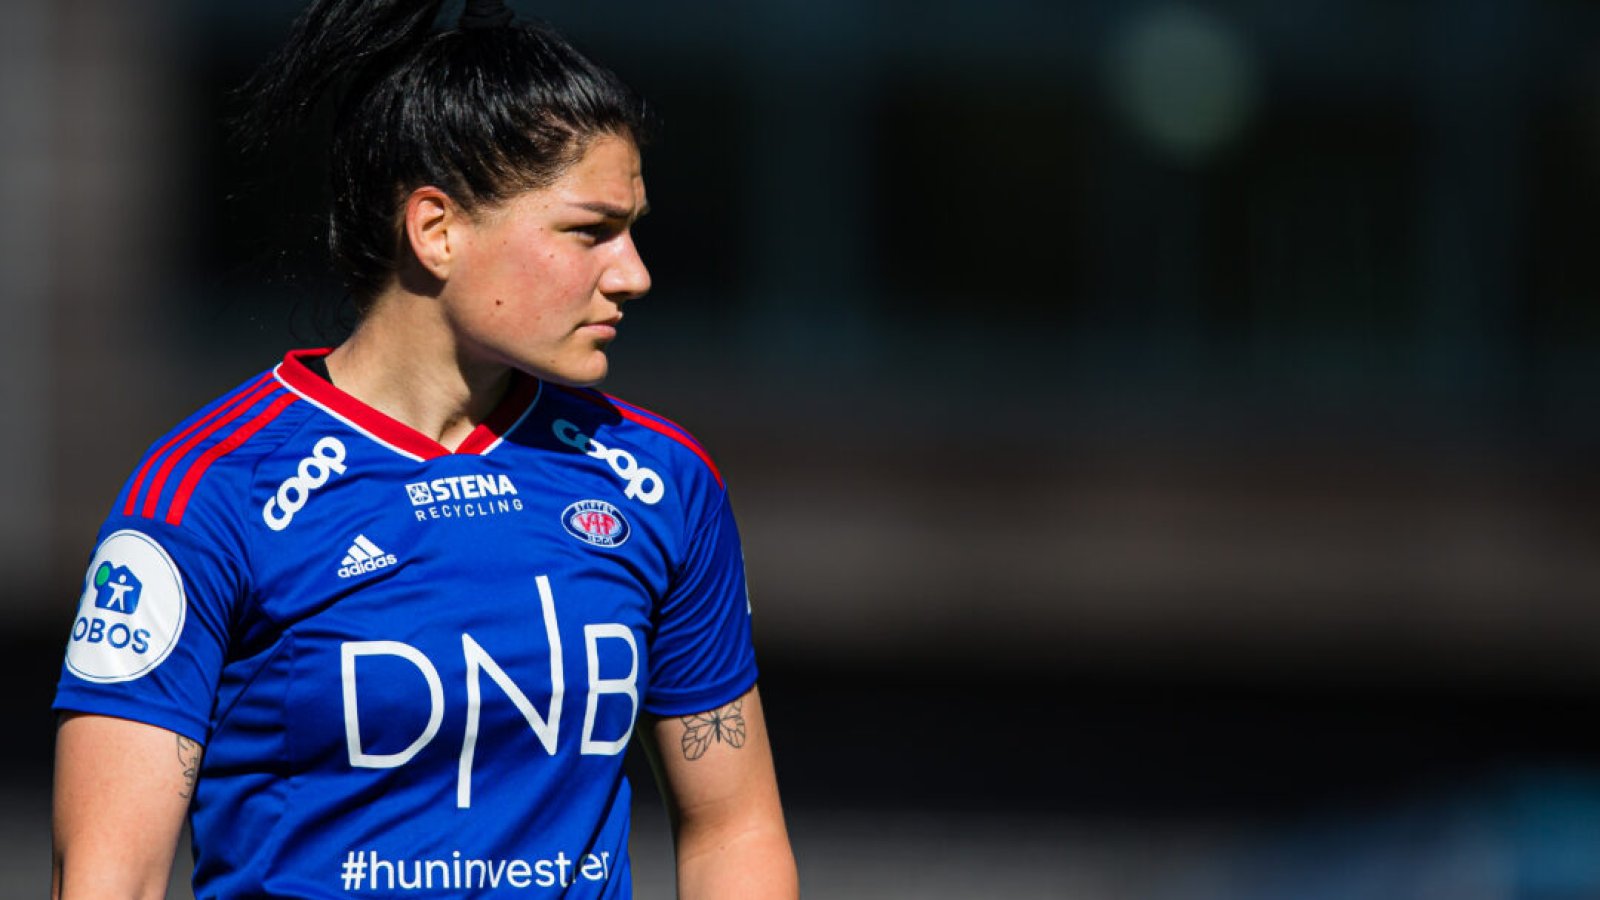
[
  {"left": 562, "top": 499, "right": 631, "bottom": 548},
  {"left": 66, "top": 530, "right": 186, "bottom": 684}
]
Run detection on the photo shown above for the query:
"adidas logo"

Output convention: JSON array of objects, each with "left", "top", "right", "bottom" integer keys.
[{"left": 337, "top": 534, "right": 398, "bottom": 579}]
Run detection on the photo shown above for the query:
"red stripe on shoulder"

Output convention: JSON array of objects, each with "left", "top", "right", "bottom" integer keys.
[
  {"left": 165, "top": 392, "right": 300, "bottom": 526},
  {"left": 123, "top": 372, "right": 275, "bottom": 517},
  {"left": 558, "top": 387, "right": 724, "bottom": 487},
  {"left": 604, "top": 394, "right": 705, "bottom": 448},
  {"left": 139, "top": 379, "right": 283, "bottom": 519}
]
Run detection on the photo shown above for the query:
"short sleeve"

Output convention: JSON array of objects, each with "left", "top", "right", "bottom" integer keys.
[
  {"left": 643, "top": 490, "right": 758, "bottom": 716},
  {"left": 52, "top": 513, "right": 246, "bottom": 745}
]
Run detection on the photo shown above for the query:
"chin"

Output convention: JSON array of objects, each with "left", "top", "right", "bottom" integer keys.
[{"left": 540, "top": 356, "right": 610, "bottom": 389}]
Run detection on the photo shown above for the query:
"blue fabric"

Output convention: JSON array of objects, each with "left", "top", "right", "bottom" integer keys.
[{"left": 54, "top": 351, "right": 757, "bottom": 898}]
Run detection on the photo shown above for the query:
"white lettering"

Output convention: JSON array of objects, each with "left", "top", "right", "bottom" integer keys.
[
  {"left": 370, "top": 852, "right": 396, "bottom": 890},
  {"left": 425, "top": 859, "right": 448, "bottom": 889},
  {"left": 581, "top": 624, "right": 639, "bottom": 755},
  {"left": 551, "top": 419, "right": 665, "bottom": 505},
  {"left": 342, "top": 641, "right": 444, "bottom": 768},
  {"left": 263, "top": 437, "right": 347, "bottom": 531},
  {"left": 338, "top": 579, "right": 643, "bottom": 805},
  {"left": 337, "top": 553, "right": 397, "bottom": 579},
  {"left": 457, "top": 576, "right": 565, "bottom": 808},
  {"left": 406, "top": 476, "right": 522, "bottom": 524},
  {"left": 553, "top": 419, "right": 588, "bottom": 450}
]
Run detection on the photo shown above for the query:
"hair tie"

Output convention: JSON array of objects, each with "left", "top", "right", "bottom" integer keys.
[{"left": 461, "top": 0, "right": 514, "bottom": 29}]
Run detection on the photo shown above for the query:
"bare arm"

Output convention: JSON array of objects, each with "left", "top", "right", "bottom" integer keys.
[
  {"left": 642, "top": 685, "right": 798, "bottom": 900},
  {"left": 53, "top": 713, "right": 199, "bottom": 900}
]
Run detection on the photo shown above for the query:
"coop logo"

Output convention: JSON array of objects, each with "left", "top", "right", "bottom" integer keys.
[
  {"left": 262, "top": 436, "right": 348, "bottom": 531},
  {"left": 552, "top": 419, "right": 665, "bottom": 505},
  {"left": 562, "top": 500, "right": 631, "bottom": 548},
  {"left": 66, "top": 530, "right": 186, "bottom": 684},
  {"left": 405, "top": 473, "right": 524, "bottom": 522}
]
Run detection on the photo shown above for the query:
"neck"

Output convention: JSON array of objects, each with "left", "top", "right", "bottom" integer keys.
[{"left": 324, "top": 287, "right": 511, "bottom": 452}]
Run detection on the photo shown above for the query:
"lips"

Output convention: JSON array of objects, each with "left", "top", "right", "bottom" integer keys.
[{"left": 581, "top": 316, "right": 621, "bottom": 340}]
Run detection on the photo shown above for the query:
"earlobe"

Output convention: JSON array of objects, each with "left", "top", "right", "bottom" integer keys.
[{"left": 403, "top": 187, "right": 458, "bottom": 280}]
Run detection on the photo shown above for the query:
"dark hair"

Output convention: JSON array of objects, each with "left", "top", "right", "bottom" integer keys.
[{"left": 235, "top": 0, "right": 647, "bottom": 307}]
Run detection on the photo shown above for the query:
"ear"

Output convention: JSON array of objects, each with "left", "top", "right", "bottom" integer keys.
[{"left": 402, "top": 186, "right": 461, "bottom": 280}]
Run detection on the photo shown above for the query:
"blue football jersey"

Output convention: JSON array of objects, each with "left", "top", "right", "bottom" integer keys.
[{"left": 54, "top": 348, "right": 758, "bottom": 898}]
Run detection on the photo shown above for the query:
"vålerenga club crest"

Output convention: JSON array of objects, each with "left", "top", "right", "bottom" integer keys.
[{"left": 561, "top": 499, "right": 630, "bottom": 548}]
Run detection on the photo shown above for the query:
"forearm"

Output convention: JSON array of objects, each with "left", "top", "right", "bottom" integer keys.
[
  {"left": 649, "top": 687, "right": 798, "bottom": 900},
  {"left": 675, "top": 814, "right": 798, "bottom": 900},
  {"left": 53, "top": 857, "right": 173, "bottom": 900}
]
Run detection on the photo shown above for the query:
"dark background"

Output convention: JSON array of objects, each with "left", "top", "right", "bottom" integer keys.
[{"left": 3, "top": 1, "right": 1598, "bottom": 896}]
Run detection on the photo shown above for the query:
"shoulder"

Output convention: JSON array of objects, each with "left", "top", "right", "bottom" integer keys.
[
  {"left": 112, "top": 365, "right": 317, "bottom": 532},
  {"left": 544, "top": 385, "right": 726, "bottom": 493}
]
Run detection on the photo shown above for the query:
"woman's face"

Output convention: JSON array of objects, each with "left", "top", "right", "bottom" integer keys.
[{"left": 443, "top": 134, "right": 651, "bottom": 387}]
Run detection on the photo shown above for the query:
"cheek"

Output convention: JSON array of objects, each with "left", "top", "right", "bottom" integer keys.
[
  {"left": 459, "top": 245, "right": 592, "bottom": 324},
  {"left": 478, "top": 260, "right": 545, "bottom": 308}
]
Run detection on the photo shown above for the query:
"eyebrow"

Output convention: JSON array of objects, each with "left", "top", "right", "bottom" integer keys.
[{"left": 572, "top": 200, "right": 650, "bottom": 220}]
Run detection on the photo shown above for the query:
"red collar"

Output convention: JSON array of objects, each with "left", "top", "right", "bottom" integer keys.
[{"left": 273, "top": 348, "right": 543, "bottom": 460}]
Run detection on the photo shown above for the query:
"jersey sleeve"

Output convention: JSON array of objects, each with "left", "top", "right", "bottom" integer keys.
[
  {"left": 642, "top": 488, "right": 759, "bottom": 716},
  {"left": 52, "top": 507, "right": 248, "bottom": 745}
]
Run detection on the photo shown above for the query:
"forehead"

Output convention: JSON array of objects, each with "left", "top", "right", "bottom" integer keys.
[
  {"left": 550, "top": 134, "right": 645, "bottom": 206},
  {"left": 472, "top": 134, "right": 644, "bottom": 226}
]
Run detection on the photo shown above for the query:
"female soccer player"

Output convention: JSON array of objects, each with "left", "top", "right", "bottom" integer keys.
[{"left": 50, "top": 1, "right": 797, "bottom": 897}]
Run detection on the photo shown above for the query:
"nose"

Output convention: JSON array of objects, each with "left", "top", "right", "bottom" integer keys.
[{"left": 601, "top": 233, "right": 651, "bottom": 302}]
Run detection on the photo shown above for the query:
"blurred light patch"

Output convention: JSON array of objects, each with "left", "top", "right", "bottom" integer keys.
[{"left": 1106, "top": 4, "right": 1260, "bottom": 165}]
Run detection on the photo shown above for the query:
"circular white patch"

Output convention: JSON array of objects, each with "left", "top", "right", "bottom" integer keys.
[
  {"left": 561, "top": 499, "right": 631, "bottom": 548},
  {"left": 65, "top": 529, "right": 187, "bottom": 684}
]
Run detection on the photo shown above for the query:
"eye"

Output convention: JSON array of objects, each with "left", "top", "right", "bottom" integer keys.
[{"left": 572, "top": 222, "right": 619, "bottom": 243}]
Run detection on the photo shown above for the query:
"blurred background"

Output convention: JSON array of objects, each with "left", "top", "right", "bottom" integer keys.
[{"left": 5, "top": 0, "right": 1600, "bottom": 896}]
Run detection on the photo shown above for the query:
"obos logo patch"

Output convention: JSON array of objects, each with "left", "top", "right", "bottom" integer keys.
[
  {"left": 562, "top": 500, "right": 630, "bottom": 548},
  {"left": 66, "top": 530, "right": 186, "bottom": 683}
]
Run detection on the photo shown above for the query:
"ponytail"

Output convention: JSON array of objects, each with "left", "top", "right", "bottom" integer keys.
[
  {"left": 233, "top": 0, "right": 646, "bottom": 306},
  {"left": 233, "top": 0, "right": 446, "bottom": 154}
]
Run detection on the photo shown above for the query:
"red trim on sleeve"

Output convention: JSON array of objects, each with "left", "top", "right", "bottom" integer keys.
[
  {"left": 139, "top": 379, "right": 283, "bottom": 519},
  {"left": 165, "top": 392, "right": 300, "bottom": 526},
  {"left": 123, "top": 372, "right": 274, "bottom": 517}
]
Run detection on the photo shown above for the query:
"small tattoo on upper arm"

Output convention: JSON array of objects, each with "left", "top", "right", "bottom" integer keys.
[
  {"left": 679, "top": 699, "right": 746, "bottom": 761},
  {"left": 177, "top": 736, "right": 203, "bottom": 799}
]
